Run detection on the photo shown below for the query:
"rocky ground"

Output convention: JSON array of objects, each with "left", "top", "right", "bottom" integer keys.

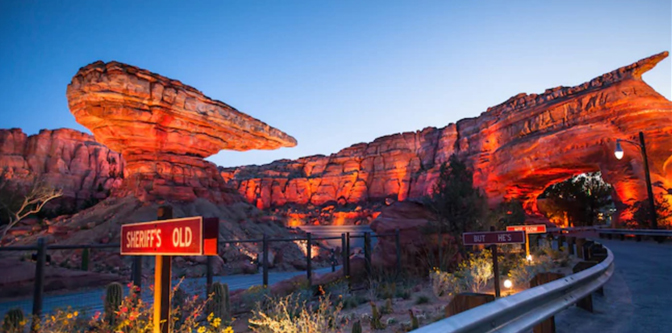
[{"left": 0, "top": 194, "right": 330, "bottom": 298}]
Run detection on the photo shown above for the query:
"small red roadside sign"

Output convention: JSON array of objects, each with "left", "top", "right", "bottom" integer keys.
[
  {"left": 462, "top": 231, "right": 525, "bottom": 245},
  {"left": 506, "top": 224, "right": 547, "bottom": 234},
  {"left": 121, "top": 217, "right": 218, "bottom": 256}
]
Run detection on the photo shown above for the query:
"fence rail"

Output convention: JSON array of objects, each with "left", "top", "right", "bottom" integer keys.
[
  {"left": 412, "top": 239, "right": 615, "bottom": 332},
  {"left": 0, "top": 229, "right": 402, "bottom": 321}
]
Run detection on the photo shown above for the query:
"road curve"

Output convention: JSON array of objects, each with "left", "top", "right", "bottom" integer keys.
[{"left": 556, "top": 237, "right": 672, "bottom": 332}]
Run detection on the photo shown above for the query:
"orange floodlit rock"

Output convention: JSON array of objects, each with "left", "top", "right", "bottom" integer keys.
[
  {"left": 0, "top": 128, "right": 123, "bottom": 207},
  {"left": 67, "top": 61, "right": 296, "bottom": 202},
  {"left": 223, "top": 52, "right": 672, "bottom": 225}
]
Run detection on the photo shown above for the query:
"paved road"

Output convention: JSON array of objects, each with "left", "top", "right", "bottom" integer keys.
[
  {"left": 0, "top": 266, "right": 339, "bottom": 317},
  {"left": 556, "top": 237, "right": 672, "bottom": 332}
]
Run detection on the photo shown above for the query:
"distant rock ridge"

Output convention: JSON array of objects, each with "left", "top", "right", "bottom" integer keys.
[
  {"left": 0, "top": 128, "right": 123, "bottom": 209},
  {"left": 221, "top": 51, "right": 672, "bottom": 225}
]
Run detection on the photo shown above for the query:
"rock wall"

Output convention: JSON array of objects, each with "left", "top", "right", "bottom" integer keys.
[
  {"left": 0, "top": 128, "right": 124, "bottom": 209},
  {"left": 222, "top": 52, "right": 672, "bottom": 224},
  {"left": 66, "top": 61, "right": 296, "bottom": 203}
]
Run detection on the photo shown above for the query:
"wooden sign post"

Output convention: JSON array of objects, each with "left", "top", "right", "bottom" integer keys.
[
  {"left": 121, "top": 208, "right": 218, "bottom": 333},
  {"left": 463, "top": 229, "right": 525, "bottom": 297},
  {"left": 506, "top": 224, "right": 547, "bottom": 258}
]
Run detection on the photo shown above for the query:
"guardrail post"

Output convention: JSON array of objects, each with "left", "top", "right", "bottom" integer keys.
[
  {"left": 575, "top": 238, "right": 585, "bottom": 259},
  {"left": 530, "top": 272, "right": 564, "bottom": 333},
  {"left": 262, "top": 234, "right": 269, "bottom": 287},
  {"left": 635, "top": 234, "right": 642, "bottom": 242},
  {"left": 364, "top": 232, "right": 372, "bottom": 279},
  {"left": 31, "top": 237, "right": 46, "bottom": 331},
  {"left": 582, "top": 240, "right": 595, "bottom": 261},
  {"left": 572, "top": 261, "right": 599, "bottom": 312},
  {"left": 567, "top": 237, "right": 575, "bottom": 256},
  {"left": 619, "top": 233, "right": 625, "bottom": 241},
  {"left": 306, "top": 233, "right": 312, "bottom": 286},
  {"left": 557, "top": 235, "right": 566, "bottom": 252},
  {"left": 445, "top": 293, "right": 495, "bottom": 318},
  {"left": 395, "top": 228, "right": 401, "bottom": 277}
]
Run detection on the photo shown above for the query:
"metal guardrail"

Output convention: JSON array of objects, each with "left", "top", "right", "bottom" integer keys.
[
  {"left": 413, "top": 243, "right": 615, "bottom": 333},
  {"left": 597, "top": 228, "right": 672, "bottom": 237}
]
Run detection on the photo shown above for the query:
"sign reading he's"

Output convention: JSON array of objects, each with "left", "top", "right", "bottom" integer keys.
[
  {"left": 462, "top": 231, "right": 525, "bottom": 245},
  {"left": 121, "top": 217, "right": 218, "bottom": 256},
  {"left": 506, "top": 224, "right": 547, "bottom": 234}
]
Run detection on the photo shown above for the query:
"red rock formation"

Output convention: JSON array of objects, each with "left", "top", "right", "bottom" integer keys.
[
  {"left": 370, "top": 200, "right": 458, "bottom": 270},
  {"left": 67, "top": 61, "right": 296, "bottom": 202},
  {"left": 223, "top": 52, "right": 672, "bottom": 225},
  {"left": 0, "top": 128, "right": 123, "bottom": 208}
]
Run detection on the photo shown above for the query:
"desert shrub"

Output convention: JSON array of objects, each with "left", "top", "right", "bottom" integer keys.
[
  {"left": 430, "top": 268, "right": 462, "bottom": 297},
  {"left": 414, "top": 295, "right": 430, "bottom": 305},
  {"left": 242, "top": 285, "right": 272, "bottom": 310},
  {"left": 430, "top": 249, "right": 493, "bottom": 296},
  {"left": 508, "top": 255, "right": 555, "bottom": 287},
  {"left": 249, "top": 293, "right": 344, "bottom": 333},
  {"left": 458, "top": 250, "right": 493, "bottom": 292}
]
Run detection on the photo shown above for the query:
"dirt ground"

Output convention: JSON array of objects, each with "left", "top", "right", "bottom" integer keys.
[{"left": 229, "top": 253, "right": 580, "bottom": 333}]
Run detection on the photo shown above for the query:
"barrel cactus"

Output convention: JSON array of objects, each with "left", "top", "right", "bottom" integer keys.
[
  {"left": 409, "top": 309, "right": 419, "bottom": 329},
  {"left": 370, "top": 301, "right": 384, "bottom": 329},
  {"left": 210, "top": 282, "right": 231, "bottom": 321},
  {"left": 104, "top": 282, "right": 124, "bottom": 323},
  {"left": 2, "top": 308, "right": 25, "bottom": 332}
]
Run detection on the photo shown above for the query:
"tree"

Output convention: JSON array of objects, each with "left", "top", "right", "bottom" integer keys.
[
  {"left": 0, "top": 170, "right": 63, "bottom": 243},
  {"left": 427, "top": 154, "right": 487, "bottom": 237},
  {"left": 629, "top": 194, "right": 672, "bottom": 229},
  {"left": 539, "top": 172, "right": 613, "bottom": 227},
  {"left": 486, "top": 199, "right": 526, "bottom": 230}
]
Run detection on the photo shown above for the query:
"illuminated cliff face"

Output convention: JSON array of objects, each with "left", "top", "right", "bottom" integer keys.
[
  {"left": 223, "top": 52, "right": 672, "bottom": 225},
  {"left": 67, "top": 61, "right": 296, "bottom": 202}
]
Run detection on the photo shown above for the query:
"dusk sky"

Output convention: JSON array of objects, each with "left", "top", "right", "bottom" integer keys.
[{"left": 1, "top": 1, "right": 670, "bottom": 168}]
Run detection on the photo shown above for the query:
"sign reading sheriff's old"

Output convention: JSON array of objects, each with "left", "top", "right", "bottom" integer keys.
[
  {"left": 506, "top": 224, "right": 547, "bottom": 234},
  {"left": 462, "top": 231, "right": 525, "bottom": 246},
  {"left": 121, "top": 217, "right": 218, "bottom": 256}
]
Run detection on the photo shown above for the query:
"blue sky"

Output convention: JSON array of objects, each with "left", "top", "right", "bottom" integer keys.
[{"left": 1, "top": 1, "right": 670, "bottom": 167}]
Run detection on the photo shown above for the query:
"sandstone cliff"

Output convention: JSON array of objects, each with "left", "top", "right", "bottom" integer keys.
[
  {"left": 66, "top": 61, "right": 296, "bottom": 203},
  {"left": 0, "top": 128, "right": 124, "bottom": 210},
  {"left": 222, "top": 52, "right": 672, "bottom": 224}
]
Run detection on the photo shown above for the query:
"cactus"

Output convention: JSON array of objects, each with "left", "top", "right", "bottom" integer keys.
[
  {"left": 81, "top": 248, "right": 90, "bottom": 271},
  {"left": 409, "top": 309, "right": 419, "bottom": 330},
  {"left": 369, "top": 301, "right": 385, "bottom": 330},
  {"left": 382, "top": 297, "right": 393, "bottom": 314},
  {"left": 104, "top": 282, "right": 123, "bottom": 324},
  {"left": 351, "top": 320, "right": 362, "bottom": 333},
  {"left": 210, "top": 282, "right": 231, "bottom": 321},
  {"left": 2, "top": 308, "right": 25, "bottom": 332}
]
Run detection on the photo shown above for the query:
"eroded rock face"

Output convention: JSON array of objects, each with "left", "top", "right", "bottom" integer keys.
[
  {"left": 223, "top": 52, "right": 672, "bottom": 224},
  {"left": 0, "top": 128, "right": 124, "bottom": 209},
  {"left": 67, "top": 61, "right": 296, "bottom": 202}
]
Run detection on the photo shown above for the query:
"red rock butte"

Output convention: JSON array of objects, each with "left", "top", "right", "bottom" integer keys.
[
  {"left": 67, "top": 61, "right": 296, "bottom": 202},
  {"left": 222, "top": 51, "right": 672, "bottom": 225}
]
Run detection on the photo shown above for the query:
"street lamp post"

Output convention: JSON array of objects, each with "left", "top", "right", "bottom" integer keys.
[{"left": 614, "top": 131, "right": 658, "bottom": 229}]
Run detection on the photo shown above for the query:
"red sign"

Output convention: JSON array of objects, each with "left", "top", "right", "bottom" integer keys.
[
  {"left": 462, "top": 231, "right": 525, "bottom": 245},
  {"left": 121, "top": 217, "right": 218, "bottom": 256},
  {"left": 506, "top": 224, "right": 547, "bottom": 234}
]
